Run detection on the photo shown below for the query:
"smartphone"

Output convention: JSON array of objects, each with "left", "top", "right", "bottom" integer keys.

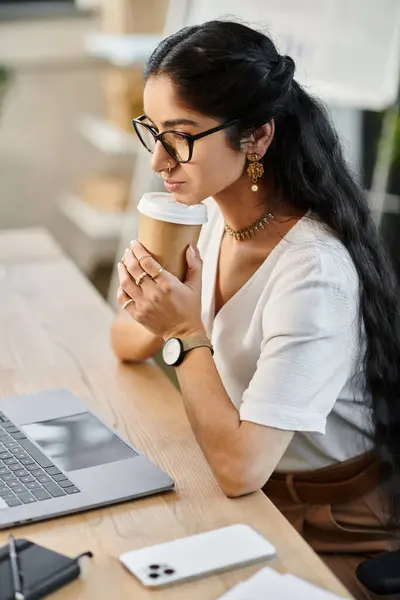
[{"left": 119, "top": 524, "right": 276, "bottom": 588}]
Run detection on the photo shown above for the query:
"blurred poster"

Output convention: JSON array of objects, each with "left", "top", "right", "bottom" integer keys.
[{"left": 168, "top": 0, "right": 400, "bottom": 109}]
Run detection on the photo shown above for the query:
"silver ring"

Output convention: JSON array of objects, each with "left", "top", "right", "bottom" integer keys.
[
  {"left": 121, "top": 299, "right": 134, "bottom": 310},
  {"left": 135, "top": 271, "right": 149, "bottom": 286}
]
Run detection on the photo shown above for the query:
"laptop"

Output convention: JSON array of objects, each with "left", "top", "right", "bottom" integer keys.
[{"left": 0, "top": 389, "right": 174, "bottom": 529}]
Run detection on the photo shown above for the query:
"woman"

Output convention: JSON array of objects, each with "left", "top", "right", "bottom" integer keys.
[{"left": 112, "top": 21, "right": 400, "bottom": 599}]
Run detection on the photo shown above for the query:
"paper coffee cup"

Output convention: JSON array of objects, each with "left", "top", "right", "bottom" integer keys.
[{"left": 137, "top": 193, "right": 208, "bottom": 281}]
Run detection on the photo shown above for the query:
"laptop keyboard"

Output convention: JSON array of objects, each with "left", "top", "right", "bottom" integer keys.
[{"left": 0, "top": 411, "right": 81, "bottom": 508}]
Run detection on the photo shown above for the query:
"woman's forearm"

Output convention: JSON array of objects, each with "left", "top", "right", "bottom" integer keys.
[
  {"left": 174, "top": 344, "right": 246, "bottom": 494},
  {"left": 111, "top": 311, "right": 164, "bottom": 362},
  {"left": 174, "top": 342, "right": 294, "bottom": 496}
]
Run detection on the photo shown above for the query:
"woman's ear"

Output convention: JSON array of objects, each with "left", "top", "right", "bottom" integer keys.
[{"left": 246, "top": 120, "right": 275, "bottom": 158}]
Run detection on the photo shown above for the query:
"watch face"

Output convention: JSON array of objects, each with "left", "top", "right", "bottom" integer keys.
[{"left": 163, "top": 338, "right": 182, "bottom": 365}]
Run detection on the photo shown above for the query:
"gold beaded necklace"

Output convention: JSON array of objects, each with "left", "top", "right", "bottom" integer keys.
[{"left": 224, "top": 210, "right": 275, "bottom": 241}]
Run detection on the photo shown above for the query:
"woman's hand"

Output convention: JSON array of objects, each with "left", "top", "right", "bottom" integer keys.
[{"left": 117, "top": 240, "right": 205, "bottom": 341}]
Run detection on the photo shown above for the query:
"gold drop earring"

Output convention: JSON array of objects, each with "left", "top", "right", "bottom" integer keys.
[{"left": 247, "top": 153, "right": 264, "bottom": 192}]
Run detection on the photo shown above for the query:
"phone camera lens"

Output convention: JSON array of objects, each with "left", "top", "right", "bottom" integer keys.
[
  {"left": 149, "top": 573, "right": 159, "bottom": 579},
  {"left": 164, "top": 568, "right": 175, "bottom": 575},
  {"left": 149, "top": 564, "right": 160, "bottom": 570}
]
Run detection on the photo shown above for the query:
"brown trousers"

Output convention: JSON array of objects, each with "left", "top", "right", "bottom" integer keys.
[{"left": 263, "top": 452, "right": 398, "bottom": 600}]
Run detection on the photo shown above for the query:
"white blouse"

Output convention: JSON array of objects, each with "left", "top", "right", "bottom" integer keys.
[{"left": 197, "top": 198, "right": 372, "bottom": 472}]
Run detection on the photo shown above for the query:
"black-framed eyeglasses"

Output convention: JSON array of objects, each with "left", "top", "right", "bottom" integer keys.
[{"left": 132, "top": 115, "right": 239, "bottom": 163}]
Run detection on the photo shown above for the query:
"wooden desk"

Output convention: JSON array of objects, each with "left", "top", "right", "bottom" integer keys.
[{"left": 0, "top": 229, "right": 352, "bottom": 599}]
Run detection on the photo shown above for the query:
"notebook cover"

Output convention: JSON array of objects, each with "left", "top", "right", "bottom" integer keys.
[{"left": 0, "top": 539, "right": 80, "bottom": 600}]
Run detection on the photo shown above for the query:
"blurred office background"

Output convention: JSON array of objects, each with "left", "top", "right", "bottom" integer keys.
[{"left": 0, "top": 0, "right": 399, "bottom": 301}]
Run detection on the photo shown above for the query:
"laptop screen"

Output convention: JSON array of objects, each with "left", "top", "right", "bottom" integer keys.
[{"left": 22, "top": 412, "right": 138, "bottom": 472}]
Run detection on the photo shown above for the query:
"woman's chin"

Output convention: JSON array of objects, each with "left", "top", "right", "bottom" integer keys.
[{"left": 171, "top": 190, "right": 205, "bottom": 206}]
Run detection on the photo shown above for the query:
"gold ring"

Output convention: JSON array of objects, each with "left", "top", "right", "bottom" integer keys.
[
  {"left": 135, "top": 271, "right": 149, "bottom": 286},
  {"left": 151, "top": 267, "right": 164, "bottom": 281},
  {"left": 121, "top": 299, "right": 134, "bottom": 310},
  {"left": 138, "top": 254, "right": 152, "bottom": 266}
]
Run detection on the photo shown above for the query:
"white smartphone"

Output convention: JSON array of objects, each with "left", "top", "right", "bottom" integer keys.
[{"left": 119, "top": 524, "right": 276, "bottom": 588}]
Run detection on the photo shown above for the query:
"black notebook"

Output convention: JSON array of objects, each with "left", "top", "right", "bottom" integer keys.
[{"left": 0, "top": 538, "right": 86, "bottom": 600}]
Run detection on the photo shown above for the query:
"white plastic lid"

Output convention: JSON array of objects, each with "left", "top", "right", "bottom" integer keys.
[{"left": 137, "top": 193, "right": 208, "bottom": 225}]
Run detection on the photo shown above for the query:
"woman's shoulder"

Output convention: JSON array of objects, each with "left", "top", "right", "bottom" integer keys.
[
  {"left": 270, "top": 213, "right": 359, "bottom": 295},
  {"left": 262, "top": 216, "right": 360, "bottom": 333}
]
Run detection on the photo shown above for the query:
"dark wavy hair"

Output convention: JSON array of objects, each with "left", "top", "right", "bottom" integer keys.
[{"left": 145, "top": 20, "right": 400, "bottom": 525}]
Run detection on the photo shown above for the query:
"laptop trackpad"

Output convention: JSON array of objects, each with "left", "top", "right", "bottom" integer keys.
[{"left": 22, "top": 412, "right": 138, "bottom": 472}]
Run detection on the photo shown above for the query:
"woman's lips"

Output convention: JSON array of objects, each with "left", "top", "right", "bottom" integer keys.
[{"left": 164, "top": 180, "right": 184, "bottom": 192}]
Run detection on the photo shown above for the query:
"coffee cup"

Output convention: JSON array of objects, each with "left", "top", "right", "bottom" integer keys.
[{"left": 137, "top": 193, "right": 208, "bottom": 281}]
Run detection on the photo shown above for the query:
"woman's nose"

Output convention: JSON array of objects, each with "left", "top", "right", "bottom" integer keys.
[{"left": 151, "top": 140, "right": 176, "bottom": 174}]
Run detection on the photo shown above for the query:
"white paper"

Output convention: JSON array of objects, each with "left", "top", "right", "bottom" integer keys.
[
  {"left": 283, "top": 574, "right": 348, "bottom": 600},
  {"left": 218, "top": 567, "right": 348, "bottom": 600}
]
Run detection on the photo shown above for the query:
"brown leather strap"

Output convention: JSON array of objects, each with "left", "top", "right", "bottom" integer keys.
[
  {"left": 182, "top": 335, "right": 214, "bottom": 356},
  {"left": 263, "top": 452, "right": 381, "bottom": 505}
]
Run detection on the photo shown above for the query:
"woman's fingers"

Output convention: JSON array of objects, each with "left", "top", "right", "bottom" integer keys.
[
  {"left": 123, "top": 247, "right": 154, "bottom": 289},
  {"left": 118, "top": 261, "right": 142, "bottom": 299},
  {"left": 129, "top": 241, "right": 168, "bottom": 284},
  {"left": 117, "top": 286, "right": 135, "bottom": 312}
]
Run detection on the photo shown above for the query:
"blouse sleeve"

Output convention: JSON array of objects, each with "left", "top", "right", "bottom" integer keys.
[{"left": 239, "top": 244, "right": 360, "bottom": 434}]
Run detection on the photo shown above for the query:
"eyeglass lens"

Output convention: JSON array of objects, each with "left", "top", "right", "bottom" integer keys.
[{"left": 134, "top": 122, "right": 190, "bottom": 162}]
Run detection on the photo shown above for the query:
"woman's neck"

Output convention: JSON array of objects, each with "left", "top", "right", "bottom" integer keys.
[{"left": 212, "top": 172, "right": 301, "bottom": 236}]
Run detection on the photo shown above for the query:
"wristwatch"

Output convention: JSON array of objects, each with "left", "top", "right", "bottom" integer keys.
[{"left": 162, "top": 335, "right": 214, "bottom": 366}]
